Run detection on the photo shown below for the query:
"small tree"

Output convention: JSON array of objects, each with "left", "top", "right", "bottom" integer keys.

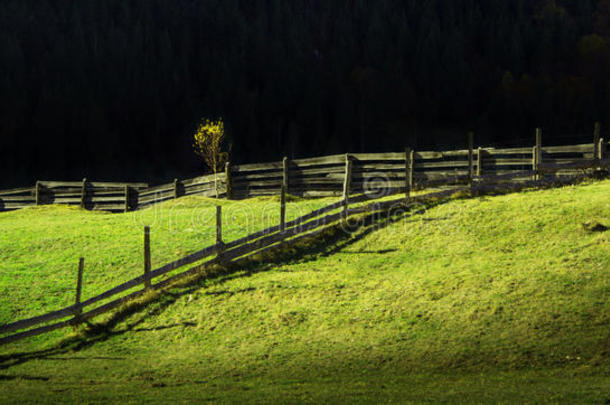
[{"left": 193, "top": 118, "right": 231, "bottom": 198}]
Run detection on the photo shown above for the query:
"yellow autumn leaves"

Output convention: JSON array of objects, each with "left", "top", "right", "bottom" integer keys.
[
  {"left": 193, "top": 118, "right": 231, "bottom": 197},
  {"left": 193, "top": 118, "right": 230, "bottom": 174}
]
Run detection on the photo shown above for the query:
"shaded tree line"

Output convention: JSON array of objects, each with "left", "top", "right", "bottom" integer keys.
[{"left": 1, "top": 0, "right": 609, "bottom": 187}]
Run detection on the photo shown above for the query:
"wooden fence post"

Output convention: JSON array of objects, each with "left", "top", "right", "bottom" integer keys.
[
  {"left": 173, "top": 179, "right": 179, "bottom": 199},
  {"left": 216, "top": 206, "right": 223, "bottom": 249},
  {"left": 532, "top": 145, "right": 538, "bottom": 181},
  {"left": 74, "top": 257, "right": 84, "bottom": 322},
  {"left": 342, "top": 154, "right": 353, "bottom": 216},
  {"left": 600, "top": 137, "right": 606, "bottom": 161},
  {"left": 468, "top": 132, "right": 474, "bottom": 185},
  {"left": 225, "top": 162, "right": 232, "bottom": 200},
  {"left": 124, "top": 185, "right": 130, "bottom": 213},
  {"left": 280, "top": 184, "right": 286, "bottom": 232},
  {"left": 593, "top": 122, "right": 601, "bottom": 162},
  {"left": 476, "top": 147, "right": 483, "bottom": 177},
  {"left": 535, "top": 128, "right": 542, "bottom": 180},
  {"left": 405, "top": 148, "right": 414, "bottom": 200},
  {"left": 35, "top": 181, "right": 41, "bottom": 206},
  {"left": 80, "top": 178, "right": 87, "bottom": 209},
  {"left": 144, "top": 226, "right": 151, "bottom": 289},
  {"left": 282, "top": 157, "right": 289, "bottom": 194},
  {"left": 408, "top": 149, "right": 414, "bottom": 194}
]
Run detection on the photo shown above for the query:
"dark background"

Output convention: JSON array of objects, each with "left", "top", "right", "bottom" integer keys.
[{"left": 1, "top": 0, "right": 609, "bottom": 187}]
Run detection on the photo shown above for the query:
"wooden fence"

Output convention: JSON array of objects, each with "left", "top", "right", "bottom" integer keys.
[
  {"left": 0, "top": 181, "right": 150, "bottom": 212},
  {"left": 1, "top": 149, "right": 610, "bottom": 344},
  {"left": 0, "top": 126, "right": 607, "bottom": 213},
  {"left": 0, "top": 130, "right": 607, "bottom": 211}
]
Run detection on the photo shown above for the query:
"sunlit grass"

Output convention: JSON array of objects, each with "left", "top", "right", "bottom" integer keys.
[
  {"left": 0, "top": 180, "right": 609, "bottom": 403},
  {"left": 0, "top": 195, "right": 336, "bottom": 325}
]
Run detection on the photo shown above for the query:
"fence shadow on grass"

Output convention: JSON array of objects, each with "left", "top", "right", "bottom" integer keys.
[
  {"left": 0, "top": 202, "right": 430, "bottom": 370},
  {"left": 0, "top": 175, "right": 603, "bottom": 371}
]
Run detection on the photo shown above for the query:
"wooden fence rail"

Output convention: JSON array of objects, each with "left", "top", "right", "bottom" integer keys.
[
  {"left": 1, "top": 125, "right": 608, "bottom": 213},
  {"left": 0, "top": 125, "right": 609, "bottom": 343},
  {"left": 0, "top": 151, "right": 609, "bottom": 344}
]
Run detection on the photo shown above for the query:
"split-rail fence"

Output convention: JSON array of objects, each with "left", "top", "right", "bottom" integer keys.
[
  {"left": 0, "top": 125, "right": 608, "bottom": 212},
  {"left": 1, "top": 125, "right": 609, "bottom": 345}
]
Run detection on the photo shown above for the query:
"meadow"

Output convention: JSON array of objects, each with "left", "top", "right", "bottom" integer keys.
[{"left": 0, "top": 180, "right": 609, "bottom": 403}]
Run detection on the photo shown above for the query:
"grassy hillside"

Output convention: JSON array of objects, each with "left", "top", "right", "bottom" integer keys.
[
  {"left": 0, "top": 196, "right": 333, "bottom": 327},
  {"left": 1, "top": 180, "right": 609, "bottom": 403}
]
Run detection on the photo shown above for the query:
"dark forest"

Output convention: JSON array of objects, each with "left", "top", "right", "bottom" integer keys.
[{"left": 1, "top": 0, "right": 609, "bottom": 187}]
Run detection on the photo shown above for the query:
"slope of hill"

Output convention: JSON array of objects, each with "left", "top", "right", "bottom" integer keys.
[
  {"left": 0, "top": 180, "right": 609, "bottom": 403},
  {"left": 0, "top": 195, "right": 334, "bottom": 328}
]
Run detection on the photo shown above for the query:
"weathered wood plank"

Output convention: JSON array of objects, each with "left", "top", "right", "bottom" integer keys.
[
  {"left": 541, "top": 158, "right": 590, "bottom": 166},
  {"left": 0, "top": 196, "right": 36, "bottom": 202},
  {"left": 477, "top": 170, "right": 536, "bottom": 181},
  {"left": 232, "top": 179, "right": 282, "bottom": 188},
  {"left": 39, "top": 181, "right": 147, "bottom": 189},
  {"left": 541, "top": 143, "right": 594, "bottom": 153},
  {"left": 481, "top": 158, "right": 534, "bottom": 166},
  {"left": 0, "top": 203, "right": 36, "bottom": 209},
  {"left": 485, "top": 147, "right": 532, "bottom": 155},
  {"left": 232, "top": 190, "right": 277, "bottom": 197},
  {"left": 90, "top": 189, "right": 133, "bottom": 197},
  {"left": 232, "top": 172, "right": 283, "bottom": 182},
  {"left": 352, "top": 180, "right": 408, "bottom": 188},
  {"left": 88, "top": 196, "right": 128, "bottom": 203},
  {"left": 137, "top": 184, "right": 175, "bottom": 197},
  {"left": 288, "top": 187, "right": 344, "bottom": 193},
  {"left": 136, "top": 192, "right": 173, "bottom": 204},
  {"left": 297, "top": 190, "right": 344, "bottom": 198},
  {"left": 291, "top": 154, "right": 345, "bottom": 166},
  {"left": 289, "top": 166, "right": 346, "bottom": 176},
  {"left": 415, "top": 160, "right": 470, "bottom": 169},
  {"left": 539, "top": 159, "right": 604, "bottom": 171},
  {"left": 232, "top": 161, "right": 284, "bottom": 172},
  {"left": 0, "top": 187, "right": 35, "bottom": 196},
  {"left": 352, "top": 171, "right": 406, "bottom": 179},
  {"left": 415, "top": 170, "right": 470, "bottom": 179},
  {"left": 290, "top": 178, "right": 345, "bottom": 186},
  {"left": 414, "top": 150, "right": 471, "bottom": 159},
  {"left": 51, "top": 188, "right": 86, "bottom": 196},
  {"left": 352, "top": 163, "right": 405, "bottom": 171},
  {"left": 90, "top": 182, "right": 148, "bottom": 189},
  {"left": 293, "top": 172, "right": 346, "bottom": 181},
  {"left": 0, "top": 304, "right": 78, "bottom": 335},
  {"left": 50, "top": 198, "right": 85, "bottom": 204},
  {"left": 355, "top": 160, "right": 471, "bottom": 170},
  {"left": 350, "top": 152, "right": 406, "bottom": 161},
  {"left": 183, "top": 182, "right": 219, "bottom": 194},
  {"left": 180, "top": 173, "right": 218, "bottom": 186}
]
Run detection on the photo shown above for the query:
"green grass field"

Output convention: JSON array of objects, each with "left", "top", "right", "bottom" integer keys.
[{"left": 0, "top": 181, "right": 609, "bottom": 403}]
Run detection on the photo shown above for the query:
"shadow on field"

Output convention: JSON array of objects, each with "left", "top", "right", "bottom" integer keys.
[
  {"left": 0, "top": 193, "right": 458, "bottom": 371},
  {"left": 0, "top": 290, "right": 199, "bottom": 371},
  {"left": 0, "top": 373, "right": 49, "bottom": 381}
]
